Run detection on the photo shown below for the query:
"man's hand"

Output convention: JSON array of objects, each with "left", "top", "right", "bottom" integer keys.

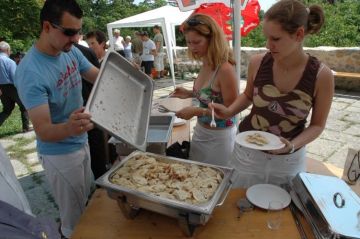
[{"left": 67, "top": 107, "right": 94, "bottom": 136}]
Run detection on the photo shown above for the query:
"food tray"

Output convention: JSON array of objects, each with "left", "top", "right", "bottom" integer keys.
[
  {"left": 85, "top": 51, "right": 154, "bottom": 151},
  {"left": 96, "top": 151, "right": 233, "bottom": 216}
]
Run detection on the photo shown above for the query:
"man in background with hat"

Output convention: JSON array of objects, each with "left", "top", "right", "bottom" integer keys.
[{"left": 140, "top": 31, "right": 156, "bottom": 77}]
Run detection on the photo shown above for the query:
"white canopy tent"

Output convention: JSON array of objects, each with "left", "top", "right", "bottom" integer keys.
[{"left": 107, "top": 5, "right": 193, "bottom": 88}]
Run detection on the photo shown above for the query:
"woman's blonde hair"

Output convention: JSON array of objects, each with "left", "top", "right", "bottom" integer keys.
[{"left": 181, "top": 14, "right": 235, "bottom": 70}]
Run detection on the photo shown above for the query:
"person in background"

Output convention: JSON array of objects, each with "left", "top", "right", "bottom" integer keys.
[
  {"left": 11, "top": 51, "right": 24, "bottom": 65},
  {"left": 171, "top": 14, "right": 239, "bottom": 167},
  {"left": 140, "top": 31, "right": 156, "bottom": 77},
  {"left": 14, "top": 0, "right": 99, "bottom": 237},
  {"left": 131, "top": 31, "right": 143, "bottom": 66},
  {"left": 153, "top": 25, "right": 164, "bottom": 79},
  {"left": 86, "top": 30, "right": 107, "bottom": 63},
  {"left": 74, "top": 42, "right": 109, "bottom": 180},
  {"left": 0, "top": 41, "right": 30, "bottom": 133},
  {"left": 210, "top": 0, "right": 334, "bottom": 188},
  {"left": 0, "top": 144, "right": 61, "bottom": 238},
  {"left": 123, "top": 35, "right": 133, "bottom": 62},
  {"left": 113, "top": 28, "right": 125, "bottom": 57},
  {"left": 86, "top": 29, "right": 120, "bottom": 178},
  {"left": 78, "top": 34, "right": 88, "bottom": 47}
]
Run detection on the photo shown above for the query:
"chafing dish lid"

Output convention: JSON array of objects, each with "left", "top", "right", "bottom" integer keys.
[
  {"left": 299, "top": 172, "right": 360, "bottom": 237},
  {"left": 85, "top": 51, "right": 154, "bottom": 151}
]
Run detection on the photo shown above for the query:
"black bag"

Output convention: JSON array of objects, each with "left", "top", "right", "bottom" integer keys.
[{"left": 166, "top": 141, "right": 190, "bottom": 159}]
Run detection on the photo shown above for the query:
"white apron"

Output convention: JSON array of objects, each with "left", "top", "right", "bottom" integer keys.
[
  {"left": 189, "top": 122, "right": 237, "bottom": 167},
  {"left": 230, "top": 142, "right": 306, "bottom": 188}
]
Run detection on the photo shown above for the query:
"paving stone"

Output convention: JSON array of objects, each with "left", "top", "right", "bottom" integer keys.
[
  {"left": 343, "top": 124, "right": 360, "bottom": 137},
  {"left": 327, "top": 109, "right": 350, "bottom": 121},
  {"left": 306, "top": 138, "right": 343, "bottom": 158},
  {"left": 10, "top": 160, "right": 29, "bottom": 177},
  {"left": 13, "top": 131, "right": 36, "bottom": 139},
  {"left": 346, "top": 106, "right": 360, "bottom": 113},
  {"left": 0, "top": 138, "right": 16, "bottom": 148},
  {"left": 326, "top": 145, "right": 354, "bottom": 169},
  {"left": 31, "top": 164, "right": 44, "bottom": 173},
  {"left": 352, "top": 100, "right": 360, "bottom": 108},
  {"left": 306, "top": 152, "right": 326, "bottom": 162},
  {"left": 325, "top": 119, "right": 350, "bottom": 131},
  {"left": 331, "top": 101, "right": 350, "bottom": 111},
  {"left": 26, "top": 152, "right": 39, "bottom": 165},
  {"left": 342, "top": 113, "right": 360, "bottom": 123},
  {"left": 24, "top": 185, "right": 59, "bottom": 221},
  {"left": 23, "top": 140, "right": 36, "bottom": 150}
]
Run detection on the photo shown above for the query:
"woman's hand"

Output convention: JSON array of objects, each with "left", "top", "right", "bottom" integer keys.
[
  {"left": 175, "top": 106, "right": 196, "bottom": 120},
  {"left": 170, "top": 87, "right": 192, "bottom": 99},
  {"left": 208, "top": 102, "right": 231, "bottom": 119},
  {"left": 267, "top": 137, "right": 294, "bottom": 155}
]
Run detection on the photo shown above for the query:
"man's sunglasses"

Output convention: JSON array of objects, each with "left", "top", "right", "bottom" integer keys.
[
  {"left": 186, "top": 18, "right": 206, "bottom": 27},
  {"left": 50, "top": 23, "right": 81, "bottom": 37}
]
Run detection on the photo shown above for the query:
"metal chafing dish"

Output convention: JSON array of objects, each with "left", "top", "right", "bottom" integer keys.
[
  {"left": 291, "top": 172, "right": 360, "bottom": 239},
  {"left": 108, "top": 115, "right": 174, "bottom": 156},
  {"left": 96, "top": 151, "right": 234, "bottom": 236}
]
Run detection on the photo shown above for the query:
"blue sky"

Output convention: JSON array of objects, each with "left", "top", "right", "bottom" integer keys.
[{"left": 133, "top": 0, "right": 277, "bottom": 11}]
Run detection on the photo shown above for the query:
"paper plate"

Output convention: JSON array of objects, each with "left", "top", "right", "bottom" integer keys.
[
  {"left": 246, "top": 184, "right": 291, "bottom": 210},
  {"left": 173, "top": 116, "right": 186, "bottom": 126},
  {"left": 235, "top": 130, "right": 285, "bottom": 151}
]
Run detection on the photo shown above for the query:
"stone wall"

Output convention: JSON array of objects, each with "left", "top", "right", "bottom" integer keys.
[{"left": 170, "top": 46, "right": 360, "bottom": 90}]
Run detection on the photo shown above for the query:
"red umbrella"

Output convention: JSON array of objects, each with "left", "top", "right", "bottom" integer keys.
[
  {"left": 192, "top": 3, "right": 233, "bottom": 40},
  {"left": 241, "top": 0, "right": 260, "bottom": 36},
  {"left": 186, "top": 0, "right": 260, "bottom": 39}
]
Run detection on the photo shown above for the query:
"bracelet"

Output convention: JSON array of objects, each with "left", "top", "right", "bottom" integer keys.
[{"left": 289, "top": 143, "right": 295, "bottom": 154}]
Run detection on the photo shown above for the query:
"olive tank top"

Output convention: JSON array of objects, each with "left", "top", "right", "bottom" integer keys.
[{"left": 239, "top": 53, "right": 321, "bottom": 140}]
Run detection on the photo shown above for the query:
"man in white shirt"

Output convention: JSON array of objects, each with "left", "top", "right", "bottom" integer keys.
[
  {"left": 140, "top": 31, "right": 156, "bottom": 77},
  {"left": 113, "top": 29, "right": 125, "bottom": 57}
]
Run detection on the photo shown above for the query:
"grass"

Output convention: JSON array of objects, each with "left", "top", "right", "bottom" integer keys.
[
  {"left": 0, "top": 104, "right": 23, "bottom": 138},
  {"left": 7, "top": 137, "right": 37, "bottom": 161}
]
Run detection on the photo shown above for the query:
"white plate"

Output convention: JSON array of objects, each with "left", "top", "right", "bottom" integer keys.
[
  {"left": 246, "top": 184, "right": 291, "bottom": 210},
  {"left": 173, "top": 116, "right": 186, "bottom": 126},
  {"left": 235, "top": 130, "right": 285, "bottom": 151}
]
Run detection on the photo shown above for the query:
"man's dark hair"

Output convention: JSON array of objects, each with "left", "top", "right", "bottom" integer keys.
[
  {"left": 153, "top": 25, "right": 161, "bottom": 30},
  {"left": 40, "top": 0, "right": 83, "bottom": 28},
  {"left": 86, "top": 30, "right": 107, "bottom": 45}
]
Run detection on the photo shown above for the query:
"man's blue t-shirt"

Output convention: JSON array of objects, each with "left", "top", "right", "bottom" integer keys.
[{"left": 15, "top": 45, "right": 92, "bottom": 155}]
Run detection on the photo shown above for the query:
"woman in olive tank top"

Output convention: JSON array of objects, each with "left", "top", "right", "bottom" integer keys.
[{"left": 210, "top": 0, "right": 334, "bottom": 187}]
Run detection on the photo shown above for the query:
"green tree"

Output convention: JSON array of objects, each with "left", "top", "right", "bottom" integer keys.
[
  {"left": 241, "top": 0, "right": 360, "bottom": 47},
  {"left": 0, "top": 0, "right": 42, "bottom": 53}
]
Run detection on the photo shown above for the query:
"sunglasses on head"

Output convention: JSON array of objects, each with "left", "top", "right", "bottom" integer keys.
[
  {"left": 50, "top": 23, "right": 81, "bottom": 37},
  {"left": 186, "top": 18, "right": 206, "bottom": 27}
]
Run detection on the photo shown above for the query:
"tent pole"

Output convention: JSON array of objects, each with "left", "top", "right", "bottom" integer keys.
[{"left": 233, "top": 0, "right": 242, "bottom": 91}]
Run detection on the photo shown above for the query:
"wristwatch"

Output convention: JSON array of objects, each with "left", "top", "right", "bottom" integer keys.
[{"left": 289, "top": 143, "right": 295, "bottom": 154}]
